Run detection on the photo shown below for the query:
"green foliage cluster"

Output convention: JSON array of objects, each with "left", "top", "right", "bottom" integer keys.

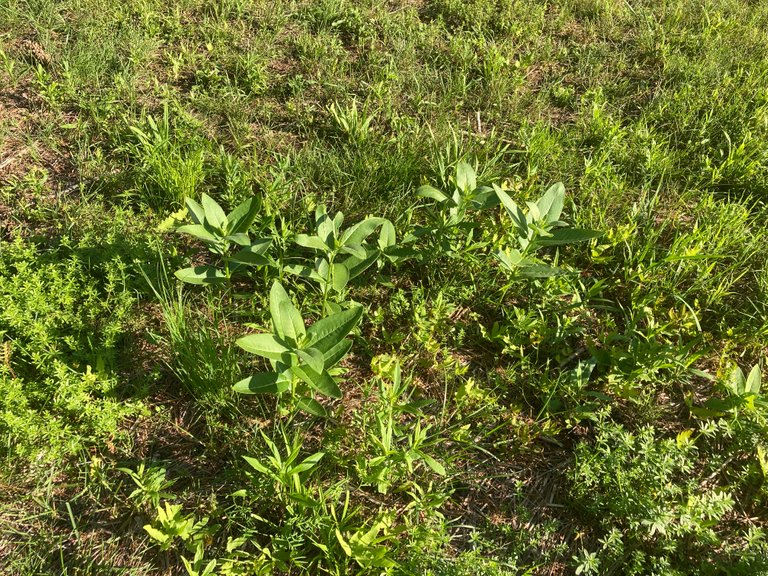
[
  {"left": 3, "top": 0, "right": 768, "bottom": 574},
  {"left": 0, "top": 235, "right": 144, "bottom": 461}
]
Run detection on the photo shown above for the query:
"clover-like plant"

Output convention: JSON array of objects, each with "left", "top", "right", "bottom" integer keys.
[
  {"left": 494, "top": 182, "right": 602, "bottom": 277},
  {"left": 175, "top": 193, "right": 271, "bottom": 284},
  {"left": 233, "top": 281, "right": 362, "bottom": 416},
  {"left": 285, "top": 205, "right": 400, "bottom": 310}
]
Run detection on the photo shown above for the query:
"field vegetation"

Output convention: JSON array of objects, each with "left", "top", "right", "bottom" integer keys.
[{"left": 2, "top": 0, "right": 768, "bottom": 574}]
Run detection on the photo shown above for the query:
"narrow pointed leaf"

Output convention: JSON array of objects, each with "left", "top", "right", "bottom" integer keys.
[
  {"left": 292, "top": 452, "right": 325, "bottom": 474},
  {"left": 242, "top": 456, "right": 269, "bottom": 474},
  {"left": 420, "top": 453, "right": 446, "bottom": 476},
  {"left": 536, "top": 228, "right": 603, "bottom": 246}
]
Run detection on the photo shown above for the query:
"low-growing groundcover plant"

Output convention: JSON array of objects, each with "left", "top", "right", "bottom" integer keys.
[{"left": 4, "top": 0, "right": 768, "bottom": 574}]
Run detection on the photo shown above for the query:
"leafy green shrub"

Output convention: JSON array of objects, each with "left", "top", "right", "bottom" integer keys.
[
  {"left": 0, "top": 236, "right": 144, "bottom": 460},
  {"left": 570, "top": 421, "right": 738, "bottom": 574}
]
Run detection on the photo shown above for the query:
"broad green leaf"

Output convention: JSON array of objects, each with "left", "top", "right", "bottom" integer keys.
[
  {"left": 469, "top": 186, "right": 500, "bottom": 211},
  {"left": 727, "top": 366, "right": 746, "bottom": 396},
  {"left": 296, "top": 395, "right": 327, "bottom": 417},
  {"left": 518, "top": 263, "right": 567, "bottom": 278},
  {"left": 378, "top": 220, "right": 396, "bottom": 249},
  {"left": 344, "top": 250, "right": 379, "bottom": 279},
  {"left": 340, "top": 243, "right": 367, "bottom": 259},
  {"left": 227, "top": 196, "right": 260, "bottom": 234},
  {"left": 525, "top": 201, "right": 541, "bottom": 222},
  {"left": 331, "top": 262, "right": 350, "bottom": 293},
  {"left": 201, "top": 193, "right": 227, "bottom": 231},
  {"left": 333, "top": 211, "right": 344, "bottom": 230},
  {"left": 229, "top": 242, "right": 271, "bottom": 267},
  {"left": 225, "top": 232, "right": 251, "bottom": 246},
  {"left": 416, "top": 185, "right": 449, "bottom": 204},
  {"left": 174, "top": 266, "right": 227, "bottom": 285},
  {"left": 455, "top": 161, "right": 476, "bottom": 192},
  {"left": 185, "top": 197, "right": 206, "bottom": 225},
  {"left": 284, "top": 263, "right": 322, "bottom": 280},
  {"left": 306, "top": 306, "right": 363, "bottom": 353},
  {"left": 297, "top": 347, "right": 325, "bottom": 374},
  {"left": 176, "top": 224, "right": 219, "bottom": 244},
  {"left": 536, "top": 182, "right": 565, "bottom": 224},
  {"left": 747, "top": 365, "right": 762, "bottom": 396},
  {"left": 315, "top": 205, "right": 336, "bottom": 247},
  {"left": 144, "top": 525, "right": 170, "bottom": 544},
  {"left": 495, "top": 248, "right": 526, "bottom": 271},
  {"left": 270, "top": 281, "right": 306, "bottom": 343},
  {"left": 493, "top": 184, "right": 528, "bottom": 238},
  {"left": 236, "top": 333, "right": 290, "bottom": 360},
  {"left": 322, "top": 338, "right": 353, "bottom": 368},
  {"left": 294, "top": 233, "right": 330, "bottom": 251},
  {"left": 233, "top": 372, "right": 290, "bottom": 395},
  {"left": 383, "top": 245, "right": 418, "bottom": 262},
  {"left": 340, "top": 217, "right": 388, "bottom": 246},
  {"left": 536, "top": 228, "right": 603, "bottom": 246},
  {"left": 294, "top": 365, "right": 342, "bottom": 398}
]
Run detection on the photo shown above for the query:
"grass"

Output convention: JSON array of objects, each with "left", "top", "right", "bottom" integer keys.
[{"left": 2, "top": 0, "right": 768, "bottom": 574}]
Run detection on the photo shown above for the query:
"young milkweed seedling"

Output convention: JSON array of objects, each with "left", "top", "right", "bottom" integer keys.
[
  {"left": 494, "top": 182, "right": 602, "bottom": 278},
  {"left": 175, "top": 193, "right": 271, "bottom": 284},
  {"left": 285, "top": 204, "right": 404, "bottom": 311},
  {"left": 233, "top": 281, "right": 362, "bottom": 416}
]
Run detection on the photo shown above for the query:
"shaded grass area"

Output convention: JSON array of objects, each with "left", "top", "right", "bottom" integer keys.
[{"left": 2, "top": 0, "right": 768, "bottom": 574}]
